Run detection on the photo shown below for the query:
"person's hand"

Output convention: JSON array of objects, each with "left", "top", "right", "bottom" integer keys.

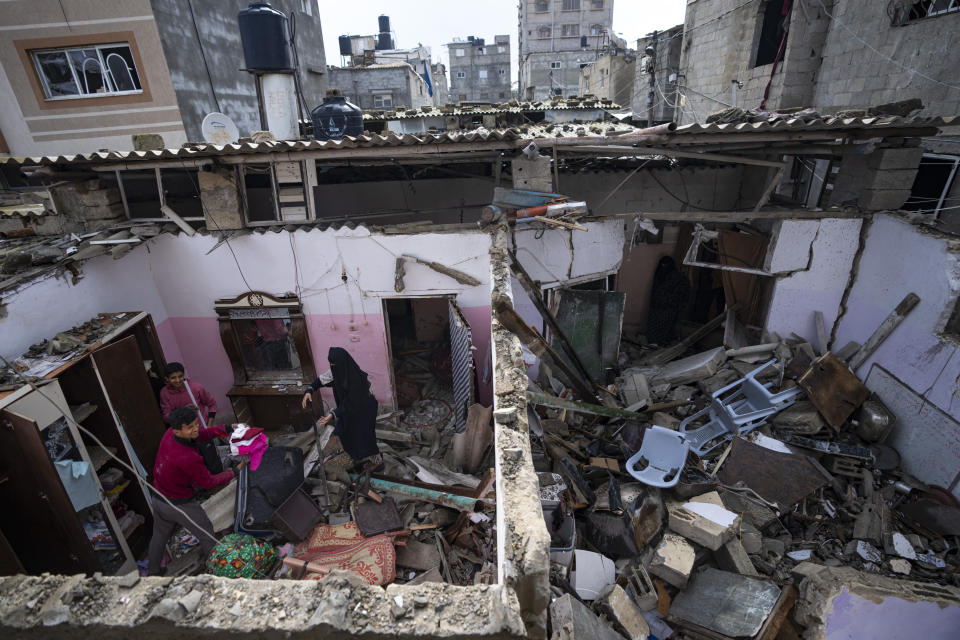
[
  {"left": 237, "top": 457, "right": 248, "bottom": 471},
  {"left": 318, "top": 413, "right": 333, "bottom": 426},
  {"left": 301, "top": 392, "right": 313, "bottom": 409},
  {"left": 185, "top": 404, "right": 198, "bottom": 411}
]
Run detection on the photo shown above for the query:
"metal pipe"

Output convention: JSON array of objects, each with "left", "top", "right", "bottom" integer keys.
[{"left": 351, "top": 475, "right": 482, "bottom": 512}]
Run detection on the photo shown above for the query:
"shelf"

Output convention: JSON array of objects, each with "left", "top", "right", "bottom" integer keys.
[
  {"left": 87, "top": 445, "right": 116, "bottom": 471},
  {"left": 70, "top": 402, "right": 98, "bottom": 424},
  {"left": 104, "top": 480, "right": 130, "bottom": 504}
]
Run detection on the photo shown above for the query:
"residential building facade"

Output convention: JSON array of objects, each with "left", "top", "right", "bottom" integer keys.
[
  {"left": 326, "top": 63, "right": 434, "bottom": 111},
  {"left": 0, "top": 0, "right": 326, "bottom": 156},
  {"left": 578, "top": 45, "right": 635, "bottom": 105},
  {"left": 518, "top": 0, "right": 614, "bottom": 100},
  {"left": 631, "top": 25, "right": 683, "bottom": 125},
  {"left": 447, "top": 35, "right": 511, "bottom": 103},
  {"left": 677, "top": 0, "right": 960, "bottom": 225}
]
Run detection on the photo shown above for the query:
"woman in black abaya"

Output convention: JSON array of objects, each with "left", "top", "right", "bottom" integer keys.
[{"left": 302, "top": 347, "right": 381, "bottom": 469}]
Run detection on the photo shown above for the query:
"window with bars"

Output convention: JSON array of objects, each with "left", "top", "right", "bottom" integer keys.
[
  {"left": 456, "top": 71, "right": 466, "bottom": 79},
  {"left": 31, "top": 43, "right": 141, "bottom": 99},
  {"left": 539, "top": 26, "right": 552, "bottom": 38},
  {"left": 561, "top": 24, "right": 580, "bottom": 37},
  {"left": 550, "top": 61, "right": 562, "bottom": 69},
  {"left": 535, "top": 0, "right": 549, "bottom": 11},
  {"left": 891, "top": 0, "right": 959, "bottom": 24},
  {"left": 373, "top": 94, "right": 393, "bottom": 108},
  {"left": 591, "top": 0, "right": 604, "bottom": 8},
  {"left": 562, "top": 0, "right": 580, "bottom": 10}
]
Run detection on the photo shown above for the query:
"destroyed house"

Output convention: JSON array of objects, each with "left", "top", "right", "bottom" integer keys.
[{"left": 1, "top": 113, "right": 960, "bottom": 638}]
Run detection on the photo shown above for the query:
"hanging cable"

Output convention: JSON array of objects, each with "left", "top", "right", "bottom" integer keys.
[{"left": 186, "top": 0, "right": 222, "bottom": 114}]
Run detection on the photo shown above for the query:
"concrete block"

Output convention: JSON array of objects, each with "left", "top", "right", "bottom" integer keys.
[
  {"left": 857, "top": 188, "right": 912, "bottom": 211},
  {"left": 199, "top": 167, "right": 245, "bottom": 230},
  {"left": 625, "top": 564, "right": 658, "bottom": 612},
  {"left": 771, "top": 400, "right": 826, "bottom": 434},
  {"left": 550, "top": 593, "right": 624, "bottom": 640},
  {"left": 618, "top": 371, "right": 651, "bottom": 408},
  {"left": 867, "top": 147, "right": 924, "bottom": 171},
  {"left": 668, "top": 501, "right": 740, "bottom": 551},
  {"left": 740, "top": 522, "right": 763, "bottom": 555},
  {"left": 649, "top": 533, "right": 695, "bottom": 589},
  {"left": 652, "top": 347, "right": 727, "bottom": 386},
  {"left": 594, "top": 585, "right": 649, "bottom": 640},
  {"left": 714, "top": 538, "right": 759, "bottom": 577},
  {"left": 512, "top": 156, "right": 553, "bottom": 192},
  {"left": 864, "top": 168, "right": 920, "bottom": 192},
  {"left": 697, "top": 368, "right": 739, "bottom": 396},
  {"left": 131, "top": 133, "right": 165, "bottom": 151}
]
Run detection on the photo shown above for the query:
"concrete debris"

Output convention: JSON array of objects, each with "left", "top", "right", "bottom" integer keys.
[
  {"left": 649, "top": 534, "right": 695, "bottom": 589},
  {"left": 550, "top": 593, "right": 625, "bottom": 640},
  {"left": 667, "top": 501, "right": 739, "bottom": 551},
  {"left": 594, "top": 584, "right": 650, "bottom": 640}
]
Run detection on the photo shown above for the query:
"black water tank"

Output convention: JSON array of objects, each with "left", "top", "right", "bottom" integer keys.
[
  {"left": 338, "top": 35, "right": 352, "bottom": 56},
  {"left": 311, "top": 89, "right": 363, "bottom": 141},
  {"left": 378, "top": 15, "right": 390, "bottom": 33},
  {"left": 238, "top": 2, "right": 293, "bottom": 71},
  {"left": 376, "top": 32, "right": 393, "bottom": 50}
]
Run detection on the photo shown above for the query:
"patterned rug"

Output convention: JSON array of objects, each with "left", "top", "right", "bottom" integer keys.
[{"left": 281, "top": 521, "right": 396, "bottom": 585}]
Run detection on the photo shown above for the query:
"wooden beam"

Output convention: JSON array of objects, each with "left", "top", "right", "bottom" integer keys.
[
  {"left": 509, "top": 250, "right": 596, "bottom": 385},
  {"left": 492, "top": 292, "right": 598, "bottom": 401},
  {"left": 849, "top": 293, "right": 920, "bottom": 371},
  {"left": 562, "top": 145, "right": 787, "bottom": 168},
  {"left": 753, "top": 166, "right": 786, "bottom": 212}
]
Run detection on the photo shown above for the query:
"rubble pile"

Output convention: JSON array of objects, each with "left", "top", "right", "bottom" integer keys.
[{"left": 527, "top": 312, "right": 960, "bottom": 640}]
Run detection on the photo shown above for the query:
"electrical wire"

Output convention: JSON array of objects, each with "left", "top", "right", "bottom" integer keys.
[
  {"left": 815, "top": 0, "right": 960, "bottom": 92},
  {"left": 186, "top": 0, "right": 222, "bottom": 114}
]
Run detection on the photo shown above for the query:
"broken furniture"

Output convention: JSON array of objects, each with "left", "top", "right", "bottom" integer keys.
[
  {"left": 625, "top": 426, "right": 690, "bottom": 488},
  {"left": 215, "top": 291, "right": 319, "bottom": 432},
  {"left": 0, "top": 312, "right": 166, "bottom": 576},
  {"left": 679, "top": 359, "right": 801, "bottom": 455},
  {"left": 236, "top": 446, "right": 311, "bottom": 537},
  {"left": 797, "top": 352, "right": 870, "bottom": 431}
]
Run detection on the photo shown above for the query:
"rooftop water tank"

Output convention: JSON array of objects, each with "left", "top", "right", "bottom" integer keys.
[
  {"left": 338, "top": 35, "right": 352, "bottom": 57},
  {"left": 378, "top": 15, "right": 391, "bottom": 33},
  {"left": 311, "top": 89, "right": 363, "bottom": 141},
  {"left": 238, "top": 2, "right": 293, "bottom": 72}
]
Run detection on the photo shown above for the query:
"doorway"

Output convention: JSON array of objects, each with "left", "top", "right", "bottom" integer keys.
[{"left": 383, "top": 297, "right": 475, "bottom": 434}]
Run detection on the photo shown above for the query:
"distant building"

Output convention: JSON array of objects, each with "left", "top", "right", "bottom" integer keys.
[
  {"left": 631, "top": 25, "right": 683, "bottom": 125},
  {"left": 329, "top": 17, "right": 445, "bottom": 108},
  {"left": 518, "top": 0, "right": 614, "bottom": 100},
  {"left": 327, "top": 63, "right": 433, "bottom": 112},
  {"left": 447, "top": 35, "right": 511, "bottom": 104},
  {"left": 0, "top": 0, "right": 326, "bottom": 155},
  {"left": 578, "top": 44, "right": 635, "bottom": 105}
]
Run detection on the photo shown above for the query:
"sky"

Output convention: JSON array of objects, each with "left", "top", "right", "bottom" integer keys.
[{"left": 315, "top": 0, "right": 687, "bottom": 89}]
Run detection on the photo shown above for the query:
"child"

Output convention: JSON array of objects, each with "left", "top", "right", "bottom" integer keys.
[{"left": 160, "top": 362, "right": 217, "bottom": 427}]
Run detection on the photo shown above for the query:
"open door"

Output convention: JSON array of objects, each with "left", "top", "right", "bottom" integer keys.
[
  {"left": 448, "top": 300, "right": 476, "bottom": 433},
  {"left": 0, "top": 409, "right": 97, "bottom": 574},
  {"left": 551, "top": 288, "right": 626, "bottom": 382},
  {"left": 90, "top": 336, "right": 166, "bottom": 474}
]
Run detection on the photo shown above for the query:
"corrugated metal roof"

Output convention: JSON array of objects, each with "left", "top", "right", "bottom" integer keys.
[
  {"left": 672, "top": 115, "right": 957, "bottom": 136},
  {"left": 369, "top": 98, "right": 619, "bottom": 120},
  {"left": 0, "top": 115, "right": 953, "bottom": 167}
]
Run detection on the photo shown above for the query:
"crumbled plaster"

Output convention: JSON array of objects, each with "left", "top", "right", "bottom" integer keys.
[
  {"left": 490, "top": 223, "right": 552, "bottom": 640},
  {"left": 793, "top": 564, "right": 960, "bottom": 640},
  {"left": 0, "top": 572, "right": 525, "bottom": 639}
]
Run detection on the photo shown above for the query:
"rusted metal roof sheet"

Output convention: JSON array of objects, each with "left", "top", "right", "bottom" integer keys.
[{"left": 672, "top": 115, "right": 957, "bottom": 136}]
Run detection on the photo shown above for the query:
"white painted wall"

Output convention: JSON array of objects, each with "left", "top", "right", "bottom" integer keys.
[
  {"left": 764, "top": 218, "right": 863, "bottom": 345},
  {"left": 512, "top": 218, "right": 626, "bottom": 288},
  {"left": 0, "top": 247, "right": 170, "bottom": 362},
  {"left": 832, "top": 215, "right": 960, "bottom": 495}
]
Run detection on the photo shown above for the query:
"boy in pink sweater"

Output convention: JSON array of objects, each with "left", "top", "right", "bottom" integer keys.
[{"left": 159, "top": 362, "right": 217, "bottom": 427}]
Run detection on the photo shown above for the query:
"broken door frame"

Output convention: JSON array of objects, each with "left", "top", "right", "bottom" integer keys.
[{"left": 380, "top": 294, "right": 459, "bottom": 411}]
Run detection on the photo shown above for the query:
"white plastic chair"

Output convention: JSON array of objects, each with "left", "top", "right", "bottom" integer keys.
[{"left": 625, "top": 426, "right": 690, "bottom": 488}]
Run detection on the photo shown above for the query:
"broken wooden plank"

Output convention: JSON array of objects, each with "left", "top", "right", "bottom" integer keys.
[
  {"left": 493, "top": 292, "right": 597, "bottom": 400},
  {"left": 715, "top": 438, "right": 830, "bottom": 511},
  {"left": 641, "top": 305, "right": 737, "bottom": 366},
  {"left": 509, "top": 250, "right": 595, "bottom": 384},
  {"left": 531, "top": 215, "right": 588, "bottom": 231},
  {"left": 798, "top": 353, "right": 871, "bottom": 431},
  {"left": 375, "top": 428, "right": 414, "bottom": 443},
  {"left": 400, "top": 254, "right": 481, "bottom": 286},
  {"left": 814, "top": 311, "right": 828, "bottom": 356},
  {"left": 849, "top": 293, "right": 920, "bottom": 371},
  {"left": 528, "top": 391, "right": 648, "bottom": 420}
]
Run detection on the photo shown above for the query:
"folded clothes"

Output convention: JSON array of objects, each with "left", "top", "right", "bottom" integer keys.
[{"left": 229, "top": 424, "right": 269, "bottom": 470}]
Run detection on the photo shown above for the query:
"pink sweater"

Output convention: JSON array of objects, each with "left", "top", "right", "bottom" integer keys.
[{"left": 160, "top": 379, "right": 217, "bottom": 425}]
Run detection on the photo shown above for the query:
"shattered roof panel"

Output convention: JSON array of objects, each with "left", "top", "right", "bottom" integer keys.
[{"left": 369, "top": 98, "right": 620, "bottom": 120}]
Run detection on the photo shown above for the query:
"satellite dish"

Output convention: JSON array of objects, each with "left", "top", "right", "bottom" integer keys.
[{"left": 201, "top": 112, "right": 240, "bottom": 145}]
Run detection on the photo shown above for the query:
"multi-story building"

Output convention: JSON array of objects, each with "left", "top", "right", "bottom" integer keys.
[
  {"left": 447, "top": 35, "right": 511, "bottom": 103},
  {"left": 677, "top": 0, "right": 960, "bottom": 222},
  {"left": 631, "top": 25, "right": 683, "bottom": 125},
  {"left": 0, "top": 0, "right": 326, "bottom": 156},
  {"left": 578, "top": 44, "right": 635, "bottom": 105},
  {"left": 326, "top": 63, "right": 434, "bottom": 111},
  {"left": 518, "top": 0, "right": 614, "bottom": 100}
]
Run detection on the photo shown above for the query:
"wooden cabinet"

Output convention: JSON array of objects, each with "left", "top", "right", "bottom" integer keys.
[
  {"left": 214, "top": 292, "right": 320, "bottom": 431},
  {"left": 0, "top": 312, "right": 167, "bottom": 576}
]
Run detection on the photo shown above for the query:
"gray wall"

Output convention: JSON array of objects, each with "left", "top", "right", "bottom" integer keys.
[
  {"left": 150, "top": 0, "right": 327, "bottom": 141},
  {"left": 632, "top": 25, "right": 682, "bottom": 123},
  {"left": 448, "top": 36, "right": 511, "bottom": 103},
  {"left": 327, "top": 65, "right": 433, "bottom": 111}
]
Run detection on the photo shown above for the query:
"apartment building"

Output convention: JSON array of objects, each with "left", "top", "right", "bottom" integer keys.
[{"left": 447, "top": 35, "right": 511, "bottom": 103}]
